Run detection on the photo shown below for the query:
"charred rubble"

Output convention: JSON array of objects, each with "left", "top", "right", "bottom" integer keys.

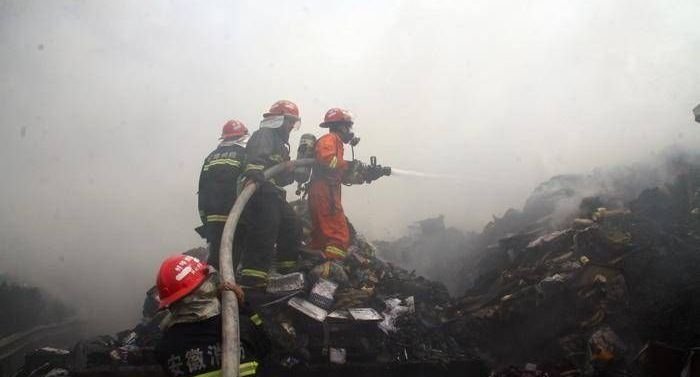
[
  {"left": 448, "top": 155, "right": 700, "bottom": 375},
  {"left": 14, "top": 152, "right": 700, "bottom": 377}
]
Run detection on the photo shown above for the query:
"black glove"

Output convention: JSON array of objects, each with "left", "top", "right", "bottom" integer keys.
[
  {"left": 364, "top": 166, "right": 383, "bottom": 183},
  {"left": 243, "top": 169, "right": 266, "bottom": 184},
  {"left": 342, "top": 161, "right": 366, "bottom": 185}
]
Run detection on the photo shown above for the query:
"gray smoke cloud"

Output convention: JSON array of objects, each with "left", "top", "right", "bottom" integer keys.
[{"left": 1, "top": 0, "right": 699, "bottom": 333}]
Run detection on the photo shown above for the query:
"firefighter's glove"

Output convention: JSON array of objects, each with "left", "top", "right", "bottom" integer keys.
[
  {"left": 342, "top": 161, "right": 367, "bottom": 185},
  {"left": 364, "top": 166, "right": 386, "bottom": 183}
]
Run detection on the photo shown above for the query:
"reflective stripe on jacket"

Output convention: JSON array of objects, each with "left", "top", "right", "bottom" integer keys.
[{"left": 198, "top": 140, "right": 246, "bottom": 223}]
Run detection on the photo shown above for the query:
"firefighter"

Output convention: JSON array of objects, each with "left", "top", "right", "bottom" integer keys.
[
  {"left": 155, "top": 254, "right": 269, "bottom": 377},
  {"left": 238, "top": 100, "right": 303, "bottom": 288},
  {"left": 308, "top": 108, "right": 361, "bottom": 262},
  {"left": 197, "top": 120, "right": 249, "bottom": 269}
]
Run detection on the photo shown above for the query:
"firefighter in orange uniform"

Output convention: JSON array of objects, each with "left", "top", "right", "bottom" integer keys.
[{"left": 308, "top": 108, "right": 360, "bottom": 261}]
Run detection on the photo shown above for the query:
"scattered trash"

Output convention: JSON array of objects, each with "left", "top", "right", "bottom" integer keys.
[
  {"left": 329, "top": 347, "right": 347, "bottom": 364},
  {"left": 379, "top": 296, "right": 414, "bottom": 334},
  {"left": 348, "top": 308, "right": 383, "bottom": 321},
  {"left": 44, "top": 369, "right": 69, "bottom": 377},
  {"left": 288, "top": 297, "right": 328, "bottom": 322},
  {"left": 308, "top": 278, "right": 338, "bottom": 310},
  {"left": 267, "top": 272, "right": 306, "bottom": 293},
  {"left": 588, "top": 326, "right": 626, "bottom": 363},
  {"left": 327, "top": 310, "right": 351, "bottom": 320},
  {"left": 573, "top": 218, "right": 594, "bottom": 229}
]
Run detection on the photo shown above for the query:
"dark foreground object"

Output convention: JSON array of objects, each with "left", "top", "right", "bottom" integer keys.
[
  {"left": 69, "top": 361, "right": 485, "bottom": 377},
  {"left": 22, "top": 348, "right": 486, "bottom": 377}
]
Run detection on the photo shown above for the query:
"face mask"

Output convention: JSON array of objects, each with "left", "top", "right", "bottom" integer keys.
[{"left": 340, "top": 127, "right": 356, "bottom": 144}]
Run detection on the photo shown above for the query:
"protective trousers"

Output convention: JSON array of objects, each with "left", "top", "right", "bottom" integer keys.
[
  {"left": 239, "top": 191, "right": 301, "bottom": 286},
  {"left": 308, "top": 180, "right": 350, "bottom": 260},
  {"left": 205, "top": 218, "right": 246, "bottom": 271}
]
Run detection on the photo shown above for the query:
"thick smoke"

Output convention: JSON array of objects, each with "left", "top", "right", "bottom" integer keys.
[
  {"left": 1, "top": 1, "right": 699, "bottom": 333},
  {"left": 376, "top": 147, "right": 700, "bottom": 294}
]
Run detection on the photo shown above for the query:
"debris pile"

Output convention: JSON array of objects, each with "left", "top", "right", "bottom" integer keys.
[
  {"left": 445, "top": 157, "right": 700, "bottom": 375},
  {"left": 14, "top": 205, "right": 484, "bottom": 376},
  {"left": 252, "top": 221, "right": 479, "bottom": 372},
  {"left": 12, "top": 151, "right": 700, "bottom": 376}
]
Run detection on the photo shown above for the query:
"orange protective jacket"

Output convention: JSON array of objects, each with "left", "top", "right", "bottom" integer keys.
[{"left": 308, "top": 133, "right": 350, "bottom": 260}]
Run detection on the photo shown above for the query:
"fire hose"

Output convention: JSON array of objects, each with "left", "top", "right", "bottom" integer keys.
[{"left": 218, "top": 158, "right": 315, "bottom": 377}]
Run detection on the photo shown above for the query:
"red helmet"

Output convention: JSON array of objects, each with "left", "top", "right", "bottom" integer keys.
[
  {"left": 264, "top": 100, "right": 300, "bottom": 120},
  {"left": 320, "top": 108, "right": 353, "bottom": 128},
  {"left": 220, "top": 119, "right": 248, "bottom": 140},
  {"left": 156, "top": 255, "right": 209, "bottom": 309}
]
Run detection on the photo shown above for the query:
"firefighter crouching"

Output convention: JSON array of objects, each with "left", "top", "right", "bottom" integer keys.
[
  {"left": 238, "top": 100, "right": 303, "bottom": 289},
  {"left": 155, "top": 254, "right": 269, "bottom": 377},
  {"left": 197, "top": 120, "right": 249, "bottom": 269},
  {"left": 308, "top": 108, "right": 389, "bottom": 278}
]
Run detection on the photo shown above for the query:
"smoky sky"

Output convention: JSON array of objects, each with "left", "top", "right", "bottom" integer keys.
[{"left": 1, "top": 0, "right": 699, "bottom": 332}]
